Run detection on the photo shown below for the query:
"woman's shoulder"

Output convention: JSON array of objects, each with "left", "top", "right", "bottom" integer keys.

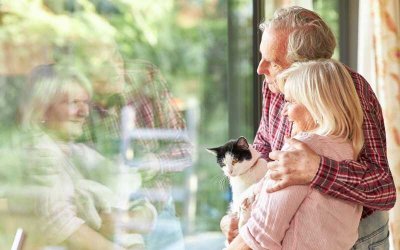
[
  {"left": 69, "top": 143, "right": 109, "bottom": 169},
  {"left": 292, "top": 132, "right": 331, "bottom": 146},
  {"left": 293, "top": 132, "right": 354, "bottom": 161}
]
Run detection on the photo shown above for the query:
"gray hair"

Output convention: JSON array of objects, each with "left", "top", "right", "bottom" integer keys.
[{"left": 260, "top": 6, "right": 336, "bottom": 63}]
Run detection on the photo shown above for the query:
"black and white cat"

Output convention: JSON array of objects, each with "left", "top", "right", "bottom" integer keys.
[{"left": 207, "top": 136, "right": 268, "bottom": 227}]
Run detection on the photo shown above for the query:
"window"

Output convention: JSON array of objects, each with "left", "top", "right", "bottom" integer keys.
[
  {"left": 0, "top": 1, "right": 350, "bottom": 249},
  {"left": 0, "top": 0, "right": 252, "bottom": 249}
]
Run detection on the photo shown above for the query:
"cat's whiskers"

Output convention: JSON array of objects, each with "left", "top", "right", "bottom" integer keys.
[
  {"left": 218, "top": 176, "right": 229, "bottom": 190},
  {"left": 211, "top": 174, "right": 229, "bottom": 190},
  {"left": 210, "top": 174, "right": 221, "bottom": 185}
]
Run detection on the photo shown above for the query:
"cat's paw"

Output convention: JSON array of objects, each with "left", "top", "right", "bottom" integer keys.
[
  {"left": 239, "top": 198, "right": 253, "bottom": 228},
  {"left": 243, "top": 186, "right": 260, "bottom": 208},
  {"left": 240, "top": 196, "right": 253, "bottom": 212}
]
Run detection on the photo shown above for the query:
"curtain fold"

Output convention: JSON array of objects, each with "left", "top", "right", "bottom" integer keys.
[{"left": 358, "top": 0, "right": 400, "bottom": 249}]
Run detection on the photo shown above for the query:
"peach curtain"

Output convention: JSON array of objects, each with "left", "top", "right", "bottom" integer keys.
[{"left": 358, "top": 0, "right": 400, "bottom": 248}]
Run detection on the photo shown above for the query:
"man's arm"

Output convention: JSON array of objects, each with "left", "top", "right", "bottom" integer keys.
[
  {"left": 268, "top": 140, "right": 395, "bottom": 216},
  {"left": 266, "top": 79, "right": 396, "bottom": 214},
  {"left": 253, "top": 124, "right": 272, "bottom": 159},
  {"left": 311, "top": 75, "right": 396, "bottom": 214},
  {"left": 253, "top": 82, "right": 273, "bottom": 158},
  {"left": 312, "top": 156, "right": 395, "bottom": 214}
]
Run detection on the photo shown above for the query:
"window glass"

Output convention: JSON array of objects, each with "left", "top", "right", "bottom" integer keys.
[
  {"left": 0, "top": 1, "right": 253, "bottom": 249},
  {"left": 0, "top": 1, "right": 344, "bottom": 249},
  {"left": 313, "top": 0, "right": 340, "bottom": 60}
]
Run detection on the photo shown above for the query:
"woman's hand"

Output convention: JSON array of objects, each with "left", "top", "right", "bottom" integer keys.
[
  {"left": 125, "top": 205, "right": 157, "bottom": 234},
  {"left": 68, "top": 223, "right": 127, "bottom": 250},
  {"left": 220, "top": 213, "right": 239, "bottom": 243},
  {"left": 99, "top": 212, "right": 117, "bottom": 239},
  {"left": 108, "top": 200, "right": 157, "bottom": 235}
]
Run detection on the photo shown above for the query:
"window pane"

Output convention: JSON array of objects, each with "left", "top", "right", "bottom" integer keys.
[
  {"left": 0, "top": 1, "right": 254, "bottom": 249},
  {"left": 313, "top": 0, "right": 340, "bottom": 59}
]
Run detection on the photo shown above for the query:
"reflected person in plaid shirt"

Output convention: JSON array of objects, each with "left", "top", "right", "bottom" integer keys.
[
  {"left": 84, "top": 60, "right": 190, "bottom": 169},
  {"left": 221, "top": 6, "right": 395, "bottom": 250},
  {"left": 86, "top": 60, "right": 191, "bottom": 250},
  {"left": 81, "top": 60, "right": 126, "bottom": 157}
]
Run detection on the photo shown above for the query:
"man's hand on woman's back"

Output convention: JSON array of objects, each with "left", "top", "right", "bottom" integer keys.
[{"left": 267, "top": 138, "right": 321, "bottom": 192}]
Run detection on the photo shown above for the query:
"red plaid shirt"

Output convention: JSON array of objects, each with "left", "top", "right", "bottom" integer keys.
[{"left": 253, "top": 69, "right": 396, "bottom": 218}]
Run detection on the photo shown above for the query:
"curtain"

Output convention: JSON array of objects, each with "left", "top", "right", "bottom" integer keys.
[{"left": 358, "top": 0, "right": 400, "bottom": 248}]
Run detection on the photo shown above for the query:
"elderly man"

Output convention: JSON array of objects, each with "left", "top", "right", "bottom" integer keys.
[{"left": 222, "top": 6, "right": 396, "bottom": 250}]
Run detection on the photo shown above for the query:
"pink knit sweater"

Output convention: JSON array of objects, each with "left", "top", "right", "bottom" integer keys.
[{"left": 240, "top": 133, "right": 362, "bottom": 250}]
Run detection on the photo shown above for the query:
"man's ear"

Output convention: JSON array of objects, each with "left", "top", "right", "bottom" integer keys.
[
  {"left": 236, "top": 136, "right": 249, "bottom": 150},
  {"left": 206, "top": 147, "right": 220, "bottom": 156}
]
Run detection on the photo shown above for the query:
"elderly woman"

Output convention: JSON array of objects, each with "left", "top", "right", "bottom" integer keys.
[{"left": 13, "top": 64, "right": 156, "bottom": 250}]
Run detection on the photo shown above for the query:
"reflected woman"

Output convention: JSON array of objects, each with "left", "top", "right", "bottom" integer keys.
[{"left": 15, "top": 64, "right": 156, "bottom": 250}]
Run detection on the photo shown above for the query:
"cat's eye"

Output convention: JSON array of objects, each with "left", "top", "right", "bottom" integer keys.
[{"left": 232, "top": 159, "right": 238, "bottom": 165}]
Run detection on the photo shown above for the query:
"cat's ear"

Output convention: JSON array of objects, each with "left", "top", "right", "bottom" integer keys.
[
  {"left": 236, "top": 136, "right": 249, "bottom": 150},
  {"left": 206, "top": 147, "right": 221, "bottom": 156}
]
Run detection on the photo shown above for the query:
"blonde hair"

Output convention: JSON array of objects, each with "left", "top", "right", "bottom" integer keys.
[
  {"left": 277, "top": 59, "right": 364, "bottom": 159},
  {"left": 260, "top": 6, "right": 336, "bottom": 63},
  {"left": 19, "top": 64, "right": 92, "bottom": 128}
]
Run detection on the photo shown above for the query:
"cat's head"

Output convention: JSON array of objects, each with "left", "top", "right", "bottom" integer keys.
[{"left": 207, "top": 136, "right": 253, "bottom": 177}]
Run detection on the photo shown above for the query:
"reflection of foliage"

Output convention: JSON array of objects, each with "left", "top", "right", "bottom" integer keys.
[
  {"left": 0, "top": 0, "right": 118, "bottom": 78},
  {"left": 0, "top": 1, "right": 115, "bottom": 44},
  {"left": 101, "top": 0, "right": 206, "bottom": 99},
  {"left": 0, "top": 0, "right": 230, "bottom": 234},
  {"left": 0, "top": 76, "right": 25, "bottom": 126}
]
